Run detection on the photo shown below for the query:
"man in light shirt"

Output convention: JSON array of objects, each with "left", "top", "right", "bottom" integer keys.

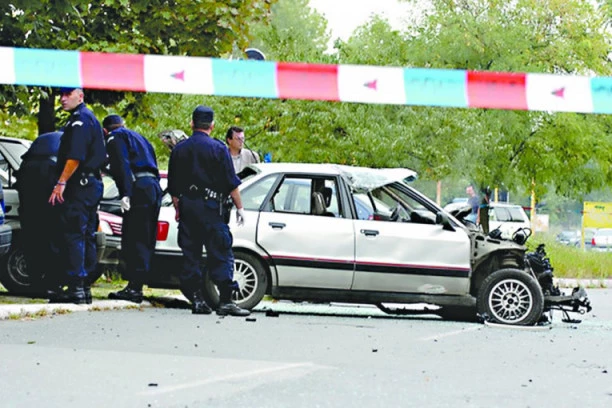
[{"left": 225, "top": 126, "right": 259, "bottom": 174}]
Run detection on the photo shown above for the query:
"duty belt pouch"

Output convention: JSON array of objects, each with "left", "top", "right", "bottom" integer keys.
[{"left": 222, "top": 198, "right": 233, "bottom": 224}]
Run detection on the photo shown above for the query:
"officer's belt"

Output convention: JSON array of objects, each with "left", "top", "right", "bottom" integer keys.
[
  {"left": 81, "top": 172, "right": 100, "bottom": 178},
  {"left": 184, "top": 185, "right": 232, "bottom": 204},
  {"left": 134, "top": 171, "right": 157, "bottom": 179}
]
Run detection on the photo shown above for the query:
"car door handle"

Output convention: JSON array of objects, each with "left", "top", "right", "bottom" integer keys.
[
  {"left": 360, "top": 229, "right": 379, "bottom": 237},
  {"left": 269, "top": 222, "right": 286, "bottom": 230}
]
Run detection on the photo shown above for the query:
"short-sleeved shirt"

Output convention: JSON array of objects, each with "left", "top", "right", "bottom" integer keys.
[
  {"left": 231, "top": 148, "right": 260, "bottom": 173},
  {"left": 168, "top": 131, "right": 240, "bottom": 198},
  {"left": 57, "top": 103, "right": 106, "bottom": 179},
  {"left": 105, "top": 127, "right": 159, "bottom": 197},
  {"left": 468, "top": 195, "right": 480, "bottom": 215}
]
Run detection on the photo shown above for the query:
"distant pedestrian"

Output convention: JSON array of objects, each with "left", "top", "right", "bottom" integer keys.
[
  {"left": 168, "top": 106, "right": 249, "bottom": 316},
  {"left": 16, "top": 131, "right": 63, "bottom": 297},
  {"left": 466, "top": 185, "right": 479, "bottom": 224},
  {"left": 225, "top": 126, "right": 259, "bottom": 174},
  {"left": 102, "top": 115, "right": 162, "bottom": 304},
  {"left": 48, "top": 87, "right": 106, "bottom": 304}
]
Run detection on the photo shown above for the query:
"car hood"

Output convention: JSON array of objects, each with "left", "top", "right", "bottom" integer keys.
[{"left": 335, "top": 165, "right": 417, "bottom": 192}]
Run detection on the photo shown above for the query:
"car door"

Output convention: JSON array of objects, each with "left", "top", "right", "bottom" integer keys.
[
  {"left": 352, "top": 183, "right": 471, "bottom": 295},
  {"left": 256, "top": 175, "right": 355, "bottom": 289}
]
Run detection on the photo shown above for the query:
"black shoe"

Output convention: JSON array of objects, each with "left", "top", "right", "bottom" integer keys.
[
  {"left": 216, "top": 302, "right": 251, "bottom": 317},
  {"left": 191, "top": 290, "right": 212, "bottom": 315},
  {"left": 108, "top": 287, "right": 143, "bottom": 304},
  {"left": 84, "top": 286, "right": 92, "bottom": 305},
  {"left": 50, "top": 283, "right": 87, "bottom": 305}
]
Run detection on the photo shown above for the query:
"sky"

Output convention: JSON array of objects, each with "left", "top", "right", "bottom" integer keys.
[{"left": 308, "top": 0, "right": 414, "bottom": 43}]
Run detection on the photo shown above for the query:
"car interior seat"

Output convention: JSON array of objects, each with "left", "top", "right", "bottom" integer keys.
[{"left": 311, "top": 192, "right": 327, "bottom": 215}]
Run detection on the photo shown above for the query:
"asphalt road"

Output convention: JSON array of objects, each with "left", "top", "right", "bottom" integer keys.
[{"left": 1, "top": 290, "right": 611, "bottom": 408}]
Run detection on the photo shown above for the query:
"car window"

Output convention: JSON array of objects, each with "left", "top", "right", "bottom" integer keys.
[
  {"left": 367, "top": 184, "right": 436, "bottom": 224},
  {"left": 272, "top": 178, "right": 311, "bottom": 213},
  {"left": 102, "top": 175, "right": 120, "bottom": 200},
  {"left": 0, "top": 140, "right": 29, "bottom": 165},
  {"left": 0, "top": 154, "right": 15, "bottom": 188},
  {"left": 241, "top": 174, "right": 277, "bottom": 211},
  {"left": 267, "top": 176, "right": 341, "bottom": 217}
]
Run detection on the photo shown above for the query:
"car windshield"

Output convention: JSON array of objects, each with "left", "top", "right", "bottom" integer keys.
[{"left": 492, "top": 206, "right": 526, "bottom": 222}]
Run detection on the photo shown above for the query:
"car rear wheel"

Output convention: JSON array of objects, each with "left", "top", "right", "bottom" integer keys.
[
  {"left": 202, "top": 251, "right": 268, "bottom": 310},
  {"left": 477, "top": 268, "right": 544, "bottom": 326}
]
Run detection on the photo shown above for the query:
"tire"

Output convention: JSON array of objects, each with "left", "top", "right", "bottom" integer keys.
[
  {"left": 202, "top": 251, "right": 268, "bottom": 310},
  {"left": 477, "top": 268, "right": 544, "bottom": 326},
  {"left": 0, "top": 243, "right": 38, "bottom": 294},
  {"left": 0, "top": 240, "right": 104, "bottom": 293}
]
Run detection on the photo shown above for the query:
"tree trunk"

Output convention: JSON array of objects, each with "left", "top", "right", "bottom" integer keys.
[{"left": 37, "top": 91, "right": 55, "bottom": 135}]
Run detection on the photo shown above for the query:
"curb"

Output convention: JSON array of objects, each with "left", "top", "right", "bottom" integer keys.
[
  {"left": 555, "top": 278, "right": 611, "bottom": 288},
  {"left": 0, "top": 299, "right": 148, "bottom": 320}
]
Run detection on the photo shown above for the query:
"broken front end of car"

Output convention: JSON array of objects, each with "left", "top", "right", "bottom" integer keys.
[{"left": 526, "top": 243, "right": 592, "bottom": 323}]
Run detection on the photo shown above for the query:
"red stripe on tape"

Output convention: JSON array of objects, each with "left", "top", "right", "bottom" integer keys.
[
  {"left": 80, "top": 52, "right": 145, "bottom": 91},
  {"left": 467, "top": 71, "right": 527, "bottom": 110},
  {"left": 277, "top": 62, "right": 339, "bottom": 101}
]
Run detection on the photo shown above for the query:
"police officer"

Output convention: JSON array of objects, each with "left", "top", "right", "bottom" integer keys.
[
  {"left": 15, "top": 131, "right": 63, "bottom": 297},
  {"left": 48, "top": 87, "right": 106, "bottom": 304},
  {"left": 102, "top": 115, "right": 162, "bottom": 303},
  {"left": 167, "top": 105, "right": 249, "bottom": 316}
]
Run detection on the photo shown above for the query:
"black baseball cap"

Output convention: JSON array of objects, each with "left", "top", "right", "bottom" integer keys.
[
  {"left": 102, "top": 114, "right": 124, "bottom": 131},
  {"left": 192, "top": 105, "right": 214, "bottom": 123},
  {"left": 59, "top": 87, "right": 80, "bottom": 94}
]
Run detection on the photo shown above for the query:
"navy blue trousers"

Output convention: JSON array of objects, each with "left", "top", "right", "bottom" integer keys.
[
  {"left": 121, "top": 177, "right": 162, "bottom": 285},
  {"left": 59, "top": 177, "right": 103, "bottom": 279},
  {"left": 177, "top": 196, "right": 237, "bottom": 292}
]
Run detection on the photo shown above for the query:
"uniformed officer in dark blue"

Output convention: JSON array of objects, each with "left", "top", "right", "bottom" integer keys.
[
  {"left": 15, "top": 131, "right": 63, "bottom": 297},
  {"left": 167, "top": 105, "right": 249, "bottom": 316},
  {"left": 102, "top": 114, "right": 162, "bottom": 303},
  {"left": 48, "top": 87, "right": 106, "bottom": 304}
]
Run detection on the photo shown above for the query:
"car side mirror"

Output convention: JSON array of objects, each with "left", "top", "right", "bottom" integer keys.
[{"left": 436, "top": 211, "right": 455, "bottom": 231}]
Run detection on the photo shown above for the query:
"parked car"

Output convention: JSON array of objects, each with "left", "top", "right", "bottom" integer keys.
[
  {"left": 0, "top": 180, "right": 12, "bottom": 258},
  {"left": 99, "top": 162, "right": 589, "bottom": 325},
  {"left": 0, "top": 136, "right": 107, "bottom": 294},
  {"left": 591, "top": 228, "right": 612, "bottom": 252},
  {"left": 488, "top": 202, "right": 531, "bottom": 239},
  {"left": 556, "top": 230, "right": 581, "bottom": 246}
]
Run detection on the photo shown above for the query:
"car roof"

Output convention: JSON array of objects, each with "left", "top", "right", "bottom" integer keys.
[{"left": 246, "top": 163, "right": 417, "bottom": 191}]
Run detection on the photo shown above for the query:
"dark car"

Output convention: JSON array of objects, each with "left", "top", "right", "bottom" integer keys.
[
  {"left": 0, "top": 180, "right": 12, "bottom": 257},
  {"left": 0, "top": 136, "right": 107, "bottom": 294}
]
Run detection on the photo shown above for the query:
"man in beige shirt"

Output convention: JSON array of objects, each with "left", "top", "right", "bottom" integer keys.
[{"left": 225, "top": 126, "right": 259, "bottom": 173}]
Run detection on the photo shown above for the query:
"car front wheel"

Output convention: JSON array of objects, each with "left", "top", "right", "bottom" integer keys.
[{"left": 477, "top": 268, "right": 544, "bottom": 326}]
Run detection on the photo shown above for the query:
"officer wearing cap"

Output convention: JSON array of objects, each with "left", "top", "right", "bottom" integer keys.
[
  {"left": 15, "top": 131, "right": 63, "bottom": 297},
  {"left": 102, "top": 114, "right": 162, "bottom": 303},
  {"left": 167, "top": 105, "right": 249, "bottom": 316},
  {"left": 48, "top": 87, "right": 106, "bottom": 304}
]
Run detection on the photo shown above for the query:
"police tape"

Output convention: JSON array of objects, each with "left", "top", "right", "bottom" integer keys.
[{"left": 1, "top": 46, "right": 612, "bottom": 114}]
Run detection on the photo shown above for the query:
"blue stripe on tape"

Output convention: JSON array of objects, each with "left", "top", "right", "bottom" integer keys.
[
  {"left": 404, "top": 68, "right": 467, "bottom": 108},
  {"left": 14, "top": 48, "right": 80, "bottom": 87},
  {"left": 212, "top": 59, "right": 277, "bottom": 98},
  {"left": 591, "top": 77, "right": 612, "bottom": 114}
]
